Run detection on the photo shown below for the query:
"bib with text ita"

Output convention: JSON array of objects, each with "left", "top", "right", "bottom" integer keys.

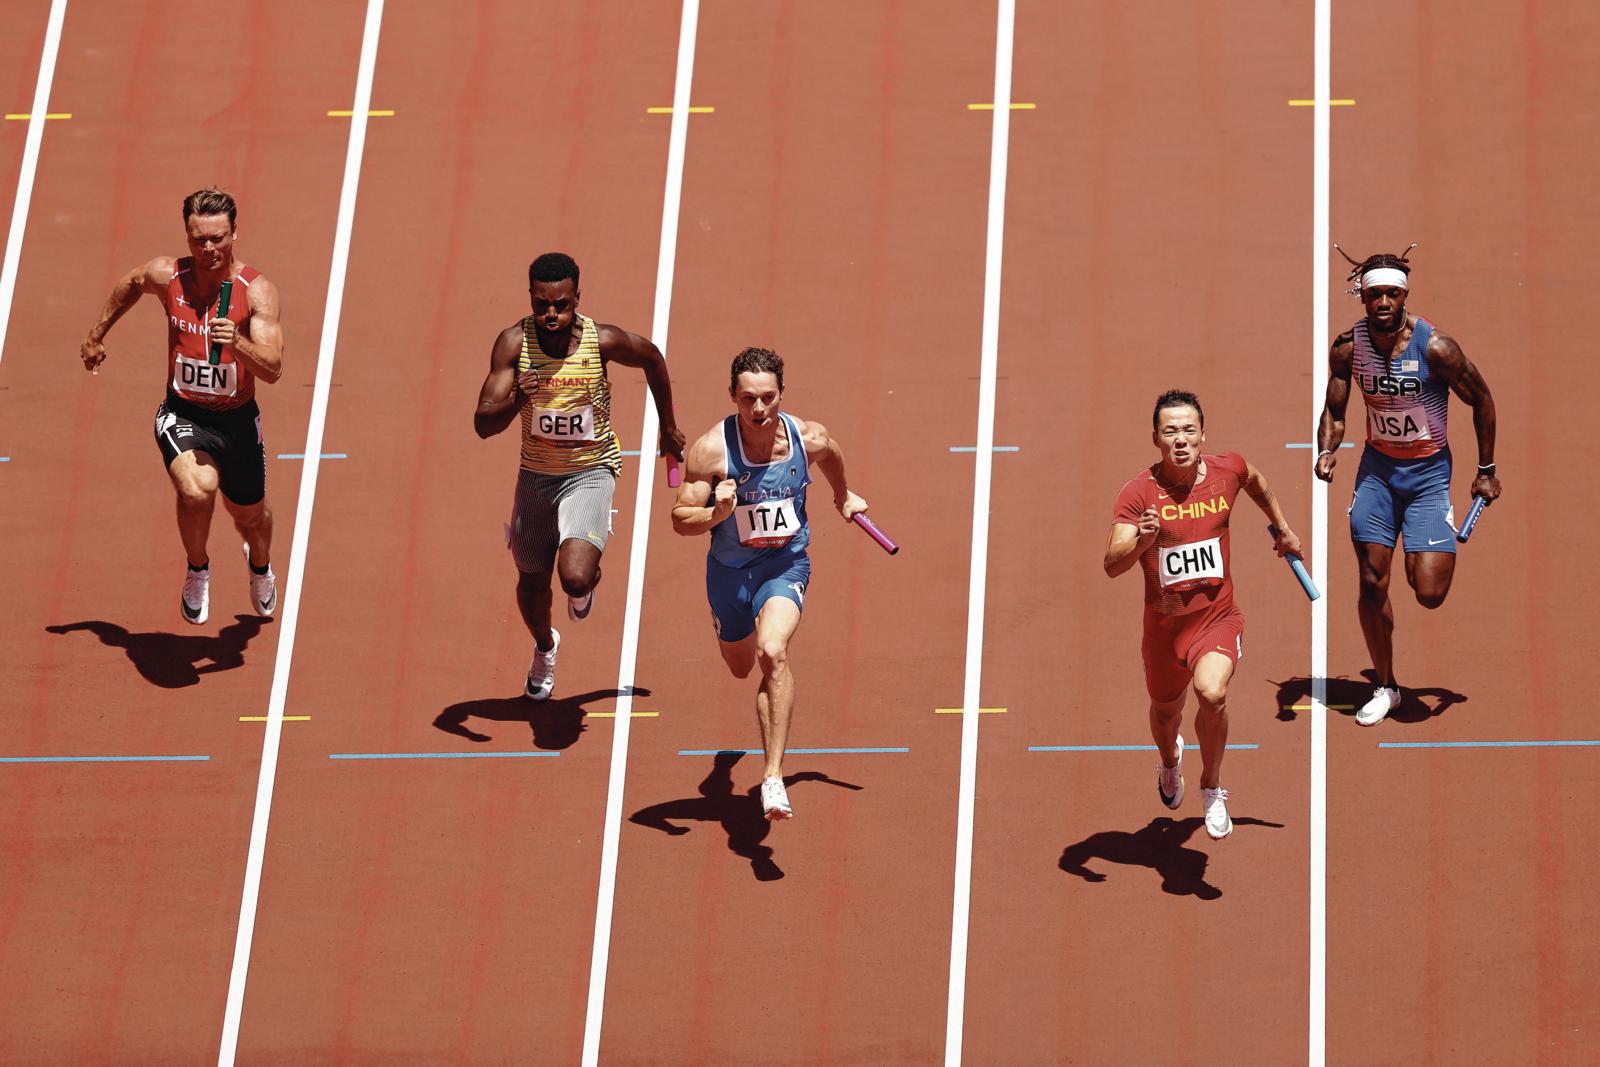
[{"left": 735, "top": 496, "right": 800, "bottom": 547}]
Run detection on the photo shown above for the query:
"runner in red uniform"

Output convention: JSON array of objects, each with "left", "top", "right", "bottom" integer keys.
[
  {"left": 1104, "top": 390, "right": 1302, "bottom": 839},
  {"left": 79, "top": 188, "right": 285, "bottom": 626}
]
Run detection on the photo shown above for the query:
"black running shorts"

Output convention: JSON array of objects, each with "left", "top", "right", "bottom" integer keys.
[{"left": 152, "top": 392, "right": 268, "bottom": 506}]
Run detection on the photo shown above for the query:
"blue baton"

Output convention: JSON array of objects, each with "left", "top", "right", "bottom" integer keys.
[
  {"left": 1456, "top": 496, "right": 1489, "bottom": 543},
  {"left": 1267, "top": 524, "right": 1320, "bottom": 601}
]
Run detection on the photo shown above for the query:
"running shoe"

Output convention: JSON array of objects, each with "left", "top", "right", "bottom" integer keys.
[
  {"left": 760, "top": 776, "right": 793, "bottom": 821},
  {"left": 524, "top": 629, "right": 560, "bottom": 701},
  {"left": 181, "top": 564, "right": 210, "bottom": 626},
  {"left": 1356, "top": 685, "right": 1401, "bottom": 727},
  {"left": 567, "top": 587, "right": 594, "bottom": 622},
  {"left": 242, "top": 542, "right": 277, "bottom": 619},
  {"left": 1157, "top": 734, "right": 1186, "bottom": 810},
  {"left": 1202, "top": 786, "right": 1233, "bottom": 840}
]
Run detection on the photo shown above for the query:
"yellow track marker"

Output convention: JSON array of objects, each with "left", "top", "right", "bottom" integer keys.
[
  {"left": 5, "top": 113, "right": 71, "bottom": 120},
  {"left": 587, "top": 711, "right": 660, "bottom": 718},
  {"left": 1287, "top": 99, "right": 1355, "bottom": 107},
  {"left": 935, "top": 707, "right": 1008, "bottom": 715},
  {"left": 646, "top": 106, "right": 714, "bottom": 114},
  {"left": 968, "top": 103, "right": 1036, "bottom": 110},
  {"left": 240, "top": 715, "right": 312, "bottom": 722},
  {"left": 1281, "top": 704, "right": 1354, "bottom": 711},
  {"left": 326, "top": 109, "right": 394, "bottom": 117}
]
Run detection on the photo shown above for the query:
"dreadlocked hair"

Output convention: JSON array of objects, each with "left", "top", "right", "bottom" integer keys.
[{"left": 1333, "top": 242, "right": 1417, "bottom": 294}]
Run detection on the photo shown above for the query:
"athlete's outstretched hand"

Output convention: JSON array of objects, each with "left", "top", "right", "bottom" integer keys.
[
  {"left": 1313, "top": 451, "right": 1338, "bottom": 482},
  {"left": 835, "top": 491, "right": 868, "bottom": 521},
  {"left": 79, "top": 336, "right": 107, "bottom": 375},
  {"left": 1272, "top": 525, "right": 1304, "bottom": 558},
  {"left": 659, "top": 423, "right": 686, "bottom": 461}
]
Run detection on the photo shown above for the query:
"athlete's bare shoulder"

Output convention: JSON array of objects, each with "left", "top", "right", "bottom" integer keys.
[
  {"left": 794, "top": 417, "right": 830, "bottom": 458},
  {"left": 142, "top": 256, "right": 179, "bottom": 291},
  {"left": 240, "top": 269, "right": 281, "bottom": 316},
  {"left": 489, "top": 320, "right": 524, "bottom": 367},
  {"left": 593, "top": 322, "right": 657, "bottom": 365},
  {"left": 685, "top": 422, "right": 727, "bottom": 478},
  {"left": 1328, "top": 329, "right": 1355, "bottom": 375}
]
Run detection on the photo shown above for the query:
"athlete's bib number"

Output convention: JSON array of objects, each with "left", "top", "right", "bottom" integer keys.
[
  {"left": 1369, "top": 403, "right": 1431, "bottom": 444},
  {"left": 1159, "top": 536, "right": 1224, "bottom": 589},
  {"left": 735, "top": 497, "right": 800, "bottom": 548},
  {"left": 172, "top": 353, "right": 236, "bottom": 398},
  {"left": 532, "top": 405, "right": 596, "bottom": 443}
]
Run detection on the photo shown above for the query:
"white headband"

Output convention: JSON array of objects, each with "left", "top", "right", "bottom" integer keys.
[{"left": 1361, "top": 266, "right": 1408, "bottom": 291}]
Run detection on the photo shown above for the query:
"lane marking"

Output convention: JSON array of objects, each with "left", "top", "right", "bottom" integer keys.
[
  {"left": 329, "top": 751, "right": 561, "bottom": 760},
  {"left": 1289, "top": 98, "right": 1353, "bottom": 106},
  {"left": 1307, "top": 3, "right": 1332, "bottom": 1063},
  {"left": 3, "top": 112, "right": 70, "bottom": 120},
  {"left": 582, "top": 5, "right": 700, "bottom": 1064},
  {"left": 0, "top": 754, "right": 209, "bottom": 763},
  {"left": 218, "top": 3, "right": 387, "bottom": 1062},
  {"left": 0, "top": 0, "right": 69, "bottom": 376},
  {"left": 678, "top": 747, "right": 909, "bottom": 756},
  {"left": 238, "top": 716, "right": 311, "bottom": 722},
  {"left": 275, "top": 452, "right": 346, "bottom": 460},
  {"left": 948, "top": 445, "right": 1019, "bottom": 453},
  {"left": 0, "top": 456, "right": 10, "bottom": 462},
  {"left": 1380, "top": 740, "right": 1600, "bottom": 749},
  {"left": 1028, "top": 744, "right": 1260, "bottom": 752},
  {"left": 326, "top": 109, "right": 393, "bottom": 117},
  {"left": 935, "top": 707, "right": 1006, "bottom": 715},
  {"left": 947, "top": 2, "right": 1015, "bottom": 1062},
  {"left": 646, "top": 105, "right": 713, "bottom": 114},
  {"left": 968, "top": 103, "right": 1035, "bottom": 110}
]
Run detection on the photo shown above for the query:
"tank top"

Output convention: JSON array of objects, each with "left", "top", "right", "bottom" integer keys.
[
  {"left": 164, "top": 258, "right": 260, "bottom": 412},
  {"left": 1351, "top": 316, "right": 1449, "bottom": 459},
  {"left": 518, "top": 313, "right": 622, "bottom": 476},
  {"left": 709, "top": 412, "right": 812, "bottom": 568}
]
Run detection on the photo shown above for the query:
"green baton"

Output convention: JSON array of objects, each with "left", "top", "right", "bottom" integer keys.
[{"left": 208, "top": 278, "right": 233, "bottom": 365}]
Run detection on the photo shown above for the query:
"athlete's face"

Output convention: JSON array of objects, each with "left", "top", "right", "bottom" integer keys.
[
  {"left": 1153, "top": 405, "right": 1205, "bottom": 471},
  {"left": 1361, "top": 284, "right": 1407, "bottom": 333},
  {"left": 530, "top": 279, "right": 579, "bottom": 335},
  {"left": 732, "top": 371, "right": 783, "bottom": 431},
  {"left": 184, "top": 214, "right": 235, "bottom": 273}
]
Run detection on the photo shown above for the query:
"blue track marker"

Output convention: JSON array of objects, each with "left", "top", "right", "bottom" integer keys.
[
  {"left": 1267, "top": 524, "right": 1319, "bottom": 600},
  {"left": 949, "top": 445, "right": 1019, "bottom": 453},
  {"left": 1028, "top": 744, "right": 1259, "bottom": 752},
  {"left": 1, "top": 754, "right": 211, "bottom": 763},
  {"left": 678, "top": 747, "right": 908, "bottom": 756},
  {"left": 1380, "top": 739, "right": 1600, "bottom": 749},
  {"left": 1455, "top": 496, "right": 1488, "bottom": 543},
  {"left": 329, "top": 751, "right": 560, "bottom": 760}
]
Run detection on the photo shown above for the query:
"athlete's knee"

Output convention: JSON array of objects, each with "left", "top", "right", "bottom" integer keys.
[
  {"left": 756, "top": 638, "right": 790, "bottom": 677},
  {"left": 1357, "top": 570, "right": 1389, "bottom": 605},
  {"left": 1193, "top": 679, "right": 1229, "bottom": 708},
  {"left": 556, "top": 558, "right": 597, "bottom": 597},
  {"left": 232, "top": 503, "right": 269, "bottom": 531},
  {"left": 517, "top": 569, "right": 553, "bottom": 595},
  {"left": 1416, "top": 586, "right": 1450, "bottom": 610},
  {"left": 175, "top": 481, "right": 214, "bottom": 510}
]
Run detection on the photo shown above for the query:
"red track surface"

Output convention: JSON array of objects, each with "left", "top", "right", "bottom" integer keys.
[{"left": 1, "top": 2, "right": 1595, "bottom": 1064}]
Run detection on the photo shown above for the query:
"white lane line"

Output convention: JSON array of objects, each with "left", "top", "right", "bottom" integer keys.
[
  {"left": 580, "top": 2, "right": 700, "bottom": 1064},
  {"left": 216, "top": 2, "right": 386, "bottom": 1062},
  {"left": 0, "top": 0, "right": 68, "bottom": 372},
  {"left": 945, "top": 1, "right": 1015, "bottom": 1063},
  {"left": 1309, "top": 1, "right": 1331, "bottom": 1064}
]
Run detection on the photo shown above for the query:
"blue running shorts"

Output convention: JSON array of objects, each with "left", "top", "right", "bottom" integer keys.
[
  {"left": 1347, "top": 445, "right": 1456, "bottom": 554},
  {"left": 705, "top": 549, "right": 810, "bottom": 643}
]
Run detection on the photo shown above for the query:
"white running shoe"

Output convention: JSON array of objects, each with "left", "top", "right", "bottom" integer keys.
[
  {"left": 524, "top": 629, "right": 560, "bottom": 701},
  {"left": 181, "top": 565, "right": 210, "bottom": 626},
  {"left": 1157, "top": 734, "right": 1186, "bottom": 810},
  {"left": 760, "top": 776, "right": 793, "bottom": 821},
  {"left": 1202, "top": 786, "right": 1233, "bottom": 840},
  {"left": 567, "top": 587, "right": 594, "bottom": 622},
  {"left": 1356, "top": 685, "right": 1401, "bottom": 727},
  {"left": 242, "top": 542, "right": 277, "bottom": 618}
]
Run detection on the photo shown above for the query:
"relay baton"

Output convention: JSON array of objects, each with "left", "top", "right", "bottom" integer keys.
[
  {"left": 1455, "top": 495, "right": 1489, "bottom": 543},
  {"left": 852, "top": 513, "right": 899, "bottom": 556},
  {"left": 208, "top": 279, "right": 233, "bottom": 365},
  {"left": 665, "top": 454, "right": 682, "bottom": 488},
  {"left": 1267, "top": 524, "right": 1319, "bottom": 601}
]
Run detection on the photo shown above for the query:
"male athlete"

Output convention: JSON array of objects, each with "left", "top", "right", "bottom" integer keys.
[
  {"left": 475, "top": 252, "right": 684, "bottom": 700},
  {"left": 1315, "top": 247, "right": 1501, "bottom": 726},
  {"left": 79, "top": 188, "right": 283, "bottom": 625},
  {"left": 1105, "top": 390, "right": 1302, "bottom": 840},
  {"left": 671, "top": 348, "right": 867, "bottom": 821}
]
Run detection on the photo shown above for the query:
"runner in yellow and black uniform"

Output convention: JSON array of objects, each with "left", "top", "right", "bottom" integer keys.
[{"left": 475, "top": 252, "right": 684, "bottom": 700}]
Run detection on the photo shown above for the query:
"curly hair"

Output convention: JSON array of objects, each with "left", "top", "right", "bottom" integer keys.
[
  {"left": 529, "top": 252, "right": 580, "bottom": 290},
  {"left": 730, "top": 347, "right": 784, "bottom": 392}
]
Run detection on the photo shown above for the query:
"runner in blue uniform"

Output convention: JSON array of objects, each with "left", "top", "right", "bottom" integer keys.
[{"left": 672, "top": 347, "right": 868, "bottom": 820}]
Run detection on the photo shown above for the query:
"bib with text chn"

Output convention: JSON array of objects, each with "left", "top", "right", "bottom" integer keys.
[{"left": 518, "top": 313, "right": 622, "bottom": 476}]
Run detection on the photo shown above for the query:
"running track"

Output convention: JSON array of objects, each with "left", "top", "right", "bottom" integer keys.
[{"left": 1, "top": 2, "right": 1596, "bottom": 1064}]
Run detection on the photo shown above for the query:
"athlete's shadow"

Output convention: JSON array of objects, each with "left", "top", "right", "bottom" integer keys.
[
  {"left": 629, "top": 752, "right": 863, "bottom": 882},
  {"left": 432, "top": 686, "right": 652, "bottom": 750},
  {"left": 1273, "top": 674, "right": 1467, "bottom": 724},
  {"left": 1058, "top": 816, "right": 1286, "bottom": 900},
  {"left": 44, "top": 615, "right": 268, "bottom": 689}
]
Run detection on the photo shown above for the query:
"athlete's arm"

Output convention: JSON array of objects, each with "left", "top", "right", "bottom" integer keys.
[
  {"left": 210, "top": 275, "right": 284, "bottom": 384},
  {"left": 1429, "top": 332, "right": 1502, "bottom": 503},
  {"left": 670, "top": 426, "right": 735, "bottom": 535},
  {"left": 1242, "top": 459, "right": 1303, "bottom": 557},
  {"left": 1314, "top": 333, "right": 1355, "bottom": 482},
  {"left": 79, "top": 257, "right": 175, "bottom": 373},
  {"left": 598, "top": 325, "right": 685, "bottom": 461},
  {"left": 1104, "top": 516, "right": 1158, "bottom": 578},
  {"left": 474, "top": 323, "right": 537, "bottom": 439},
  {"left": 800, "top": 418, "right": 867, "bottom": 520}
]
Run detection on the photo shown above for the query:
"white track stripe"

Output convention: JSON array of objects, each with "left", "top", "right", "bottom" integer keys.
[
  {"left": 0, "top": 0, "right": 68, "bottom": 372},
  {"left": 216, "top": 2, "right": 385, "bottom": 1062},
  {"left": 580, "top": 2, "right": 699, "bottom": 1064},
  {"left": 945, "top": 1, "right": 1015, "bottom": 1063},
  {"left": 1309, "top": 2, "right": 1331, "bottom": 1064}
]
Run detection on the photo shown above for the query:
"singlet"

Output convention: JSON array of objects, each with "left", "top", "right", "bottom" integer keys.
[
  {"left": 164, "top": 258, "right": 260, "bottom": 412},
  {"left": 518, "top": 313, "right": 622, "bottom": 476},
  {"left": 1112, "top": 452, "right": 1248, "bottom": 617},
  {"left": 1351, "top": 316, "right": 1448, "bottom": 459},
  {"left": 708, "top": 412, "right": 812, "bottom": 569}
]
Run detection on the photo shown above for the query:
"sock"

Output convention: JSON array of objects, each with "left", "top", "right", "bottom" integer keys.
[
  {"left": 189, "top": 559, "right": 209, "bottom": 573},
  {"left": 250, "top": 560, "right": 270, "bottom": 576}
]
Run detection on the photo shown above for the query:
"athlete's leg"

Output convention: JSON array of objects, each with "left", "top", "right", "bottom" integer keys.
[
  {"left": 753, "top": 597, "right": 803, "bottom": 780},
  {"left": 556, "top": 538, "right": 601, "bottom": 599},
  {"left": 718, "top": 634, "right": 757, "bottom": 679},
  {"left": 1355, "top": 541, "right": 1398, "bottom": 687},
  {"left": 1403, "top": 551, "right": 1456, "bottom": 609},
  {"left": 168, "top": 451, "right": 220, "bottom": 567},
  {"left": 1148, "top": 691, "right": 1186, "bottom": 769},
  {"left": 516, "top": 570, "right": 555, "bottom": 650},
  {"left": 222, "top": 495, "right": 273, "bottom": 567},
  {"left": 1192, "top": 651, "right": 1235, "bottom": 790}
]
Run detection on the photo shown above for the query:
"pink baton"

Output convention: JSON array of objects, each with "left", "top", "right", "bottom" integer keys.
[
  {"left": 852, "top": 513, "right": 899, "bottom": 556},
  {"left": 665, "top": 455, "right": 682, "bottom": 488}
]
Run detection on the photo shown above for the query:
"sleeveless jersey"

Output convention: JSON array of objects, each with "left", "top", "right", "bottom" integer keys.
[
  {"left": 518, "top": 313, "right": 622, "bottom": 476},
  {"left": 709, "top": 412, "right": 812, "bottom": 569},
  {"left": 1351, "top": 316, "right": 1448, "bottom": 459},
  {"left": 164, "top": 258, "right": 260, "bottom": 412},
  {"left": 1113, "top": 452, "right": 1247, "bottom": 616}
]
